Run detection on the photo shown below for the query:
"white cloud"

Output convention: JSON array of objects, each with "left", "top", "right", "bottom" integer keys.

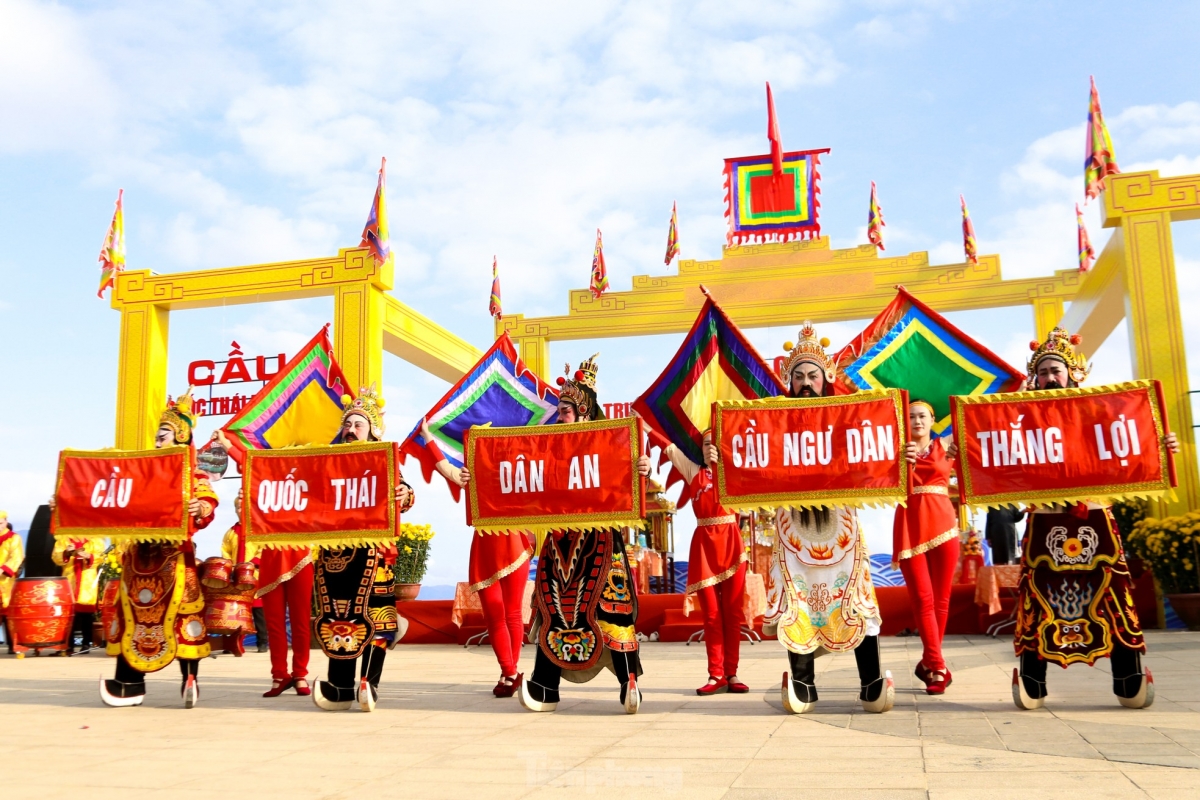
[{"left": 0, "top": 0, "right": 117, "bottom": 153}]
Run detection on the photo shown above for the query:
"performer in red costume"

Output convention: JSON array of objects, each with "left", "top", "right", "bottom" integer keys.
[
  {"left": 252, "top": 485, "right": 315, "bottom": 697},
  {"left": 88, "top": 389, "right": 219, "bottom": 708},
  {"left": 663, "top": 432, "right": 749, "bottom": 696},
  {"left": 420, "top": 417, "right": 531, "bottom": 697},
  {"left": 894, "top": 400, "right": 960, "bottom": 695},
  {"left": 1012, "top": 328, "right": 1180, "bottom": 711}
]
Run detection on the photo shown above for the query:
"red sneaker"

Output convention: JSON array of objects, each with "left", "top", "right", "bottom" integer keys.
[{"left": 696, "top": 677, "right": 728, "bottom": 696}]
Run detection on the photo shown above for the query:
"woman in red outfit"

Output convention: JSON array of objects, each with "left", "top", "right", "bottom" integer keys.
[
  {"left": 420, "top": 418, "right": 532, "bottom": 698},
  {"left": 251, "top": 486, "right": 315, "bottom": 697},
  {"left": 893, "top": 400, "right": 960, "bottom": 695},
  {"left": 666, "top": 432, "right": 749, "bottom": 696}
]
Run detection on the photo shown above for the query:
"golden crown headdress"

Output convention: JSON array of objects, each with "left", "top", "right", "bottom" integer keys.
[
  {"left": 159, "top": 387, "right": 198, "bottom": 444},
  {"left": 1028, "top": 327, "right": 1089, "bottom": 385},
  {"left": 781, "top": 322, "right": 835, "bottom": 383},
  {"left": 555, "top": 354, "right": 599, "bottom": 417},
  {"left": 340, "top": 383, "right": 386, "bottom": 438}
]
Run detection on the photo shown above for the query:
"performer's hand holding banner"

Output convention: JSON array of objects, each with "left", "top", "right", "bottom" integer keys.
[
  {"left": 464, "top": 417, "right": 645, "bottom": 534},
  {"left": 243, "top": 441, "right": 398, "bottom": 547},
  {"left": 54, "top": 447, "right": 192, "bottom": 543},
  {"left": 713, "top": 388, "right": 909, "bottom": 510},
  {"left": 951, "top": 380, "right": 1176, "bottom": 508}
]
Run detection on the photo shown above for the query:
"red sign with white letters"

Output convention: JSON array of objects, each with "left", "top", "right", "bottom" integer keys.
[
  {"left": 242, "top": 441, "right": 398, "bottom": 548},
  {"left": 53, "top": 447, "right": 191, "bottom": 542},
  {"left": 951, "top": 380, "right": 1176, "bottom": 508},
  {"left": 713, "top": 389, "right": 909, "bottom": 511},
  {"left": 464, "top": 417, "right": 645, "bottom": 534}
]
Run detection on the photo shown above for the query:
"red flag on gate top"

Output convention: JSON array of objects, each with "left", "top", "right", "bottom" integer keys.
[{"left": 766, "top": 82, "right": 784, "bottom": 177}]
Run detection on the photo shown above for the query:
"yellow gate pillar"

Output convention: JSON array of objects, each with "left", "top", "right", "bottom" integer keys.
[
  {"left": 497, "top": 316, "right": 552, "bottom": 380},
  {"left": 334, "top": 282, "right": 386, "bottom": 394},
  {"left": 114, "top": 303, "right": 170, "bottom": 450},
  {"left": 1116, "top": 208, "right": 1197, "bottom": 514},
  {"left": 1031, "top": 296, "right": 1065, "bottom": 342}
]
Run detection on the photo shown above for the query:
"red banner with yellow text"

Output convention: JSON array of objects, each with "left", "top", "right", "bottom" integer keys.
[
  {"left": 242, "top": 441, "right": 399, "bottom": 548},
  {"left": 951, "top": 380, "right": 1175, "bottom": 509},
  {"left": 714, "top": 389, "right": 909, "bottom": 510},
  {"left": 53, "top": 447, "right": 192, "bottom": 543},
  {"left": 464, "top": 417, "right": 645, "bottom": 534}
]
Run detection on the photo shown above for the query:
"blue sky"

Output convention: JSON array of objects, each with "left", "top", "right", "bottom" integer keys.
[{"left": 2, "top": 1, "right": 1199, "bottom": 583}]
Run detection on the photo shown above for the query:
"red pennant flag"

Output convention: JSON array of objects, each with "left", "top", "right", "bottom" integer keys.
[
  {"left": 867, "top": 181, "right": 885, "bottom": 251},
  {"left": 960, "top": 194, "right": 978, "bottom": 265},
  {"left": 590, "top": 229, "right": 609, "bottom": 298},
  {"left": 360, "top": 157, "right": 390, "bottom": 266},
  {"left": 766, "top": 82, "right": 783, "bottom": 177},
  {"left": 1084, "top": 76, "right": 1120, "bottom": 201},
  {"left": 664, "top": 202, "right": 680, "bottom": 266},
  {"left": 97, "top": 189, "right": 125, "bottom": 299},
  {"left": 489, "top": 256, "right": 503, "bottom": 319},
  {"left": 1076, "top": 204, "right": 1095, "bottom": 272}
]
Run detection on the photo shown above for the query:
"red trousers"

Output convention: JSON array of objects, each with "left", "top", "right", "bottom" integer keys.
[
  {"left": 261, "top": 564, "right": 313, "bottom": 681},
  {"left": 477, "top": 567, "right": 526, "bottom": 676},
  {"left": 696, "top": 562, "right": 746, "bottom": 679},
  {"left": 898, "top": 537, "right": 960, "bottom": 673}
]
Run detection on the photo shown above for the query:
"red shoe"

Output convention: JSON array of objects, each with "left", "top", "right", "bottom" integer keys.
[
  {"left": 727, "top": 678, "right": 750, "bottom": 694},
  {"left": 493, "top": 673, "right": 521, "bottom": 698},
  {"left": 926, "top": 670, "right": 951, "bottom": 696},
  {"left": 914, "top": 661, "right": 932, "bottom": 686},
  {"left": 294, "top": 677, "right": 311, "bottom": 697},
  {"left": 263, "top": 678, "right": 295, "bottom": 698},
  {"left": 696, "top": 677, "right": 728, "bottom": 696}
]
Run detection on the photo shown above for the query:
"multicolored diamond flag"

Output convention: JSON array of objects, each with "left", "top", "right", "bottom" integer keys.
[
  {"left": 664, "top": 202, "right": 680, "bottom": 266},
  {"left": 489, "top": 256, "right": 503, "bottom": 319},
  {"left": 1077, "top": 203, "right": 1095, "bottom": 272},
  {"left": 360, "top": 157, "right": 390, "bottom": 266},
  {"left": 400, "top": 333, "right": 559, "bottom": 501},
  {"left": 960, "top": 194, "right": 978, "bottom": 265},
  {"left": 217, "top": 325, "right": 351, "bottom": 463},
  {"left": 834, "top": 287, "right": 1024, "bottom": 438},
  {"left": 97, "top": 189, "right": 125, "bottom": 299},
  {"left": 723, "top": 147, "right": 828, "bottom": 246},
  {"left": 1085, "top": 76, "right": 1120, "bottom": 201},
  {"left": 633, "top": 293, "right": 786, "bottom": 468},
  {"left": 590, "top": 228, "right": 609, "bottom": 298},
  {"left": 867, "top": 181, "right": 885, "bottom": 251}
]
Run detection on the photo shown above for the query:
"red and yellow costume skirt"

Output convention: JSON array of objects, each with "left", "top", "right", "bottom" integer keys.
[
  {"left": 106, "top": 543, "right": 210, "bottom": 672},
  {"left": 1014, "top": 507, "right": 1144, "bottom": 667}
]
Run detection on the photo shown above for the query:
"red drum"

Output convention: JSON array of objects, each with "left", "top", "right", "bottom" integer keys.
[
  {"left": 233, "top": 561, "right": 258, "bottom": 592},
  {"left": 100, "top": 579, "right": 121, "bottom": 646},
  {"left": 200, "top": 557, "right": 233, "bottom": 589},
  {"left": 9, "top": 577, "right": 74, "bottom": 657},
  {"left": 202, "top": 586, "right": 255, "bottom": 636}
]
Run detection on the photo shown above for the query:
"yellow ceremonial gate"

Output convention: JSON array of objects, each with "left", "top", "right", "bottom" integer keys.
[
  {"left": 108, "top": 247, "right": 481, "bottom": 450},
  {"left": 109, "top": 171, "right": 1199, "bottom": 517},
  {"left": 499, "top": 169, "right": 1200, "bottom": 517}
]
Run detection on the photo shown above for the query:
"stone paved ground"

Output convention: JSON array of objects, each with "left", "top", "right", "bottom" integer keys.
[{"left": 1, "top": 632, "right": 1199, "bottom": 799}]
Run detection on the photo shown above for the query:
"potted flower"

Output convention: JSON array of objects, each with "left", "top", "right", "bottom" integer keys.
[
  {"left": 393, "top": 523, "right": 435, "bottom": 601},
  {"left": 1127, "top": 511, "right": 1200, "bottom": 630}
]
